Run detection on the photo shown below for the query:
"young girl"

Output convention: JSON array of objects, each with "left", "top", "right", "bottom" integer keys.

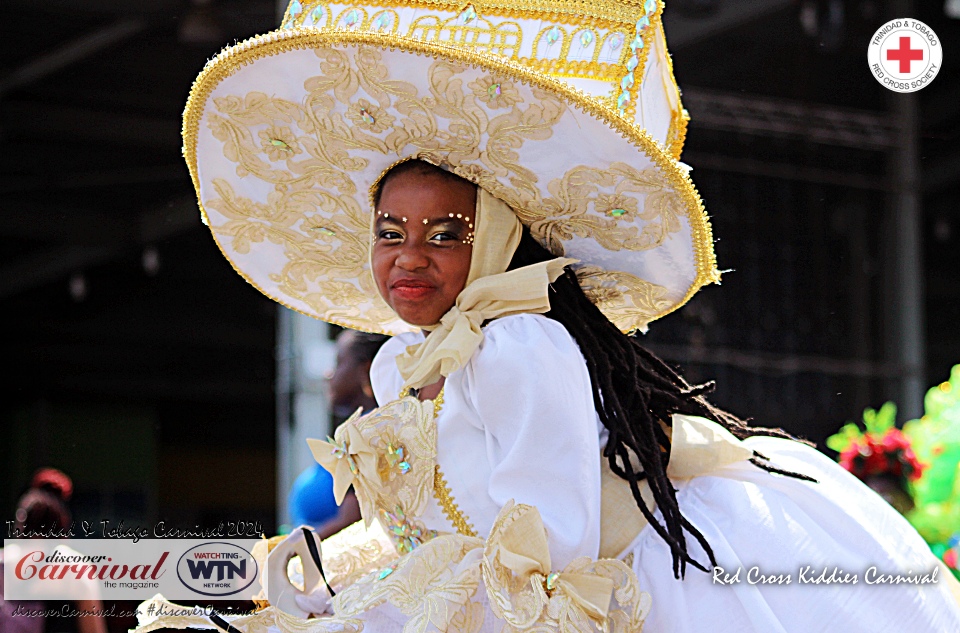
[{"left": 139, "top": 0, "right": 960, "bottom": 630}]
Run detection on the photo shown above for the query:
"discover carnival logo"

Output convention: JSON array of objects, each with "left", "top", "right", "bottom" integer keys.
[
  {"left": 14, "top": 548, "right": 168, "bottom": 585},
  {"left": 176, "top": 542, "right": 258, "bottom": 597},
  {"left": 868, "top": 18, "right": 942, "bottom": 93},
  {"left": 4, "top": 539, "right": 263, "bottom": 601}
]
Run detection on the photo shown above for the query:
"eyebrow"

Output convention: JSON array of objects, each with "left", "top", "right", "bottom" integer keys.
[
  {"left": 429, "top": 219, "right": 467, "bottom": 231},
  {"left": 374, "top": 216, "right": 468, "bottom": 230}
]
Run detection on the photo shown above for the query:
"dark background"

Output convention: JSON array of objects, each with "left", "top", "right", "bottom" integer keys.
[{"left": 2, "top": 0, "right": 958, "bottom": 568}]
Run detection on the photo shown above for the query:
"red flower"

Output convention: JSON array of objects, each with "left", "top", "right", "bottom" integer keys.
[{"left": 838, "top": 431, "right": 924, "bottom": 482}]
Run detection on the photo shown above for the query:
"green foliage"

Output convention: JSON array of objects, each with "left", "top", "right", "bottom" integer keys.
[
  {"left": 826, "top": 401, "right": 897, "bottom": 453},
  {"left": 903, "top": 366, "right": 960, "bottom": 543}
]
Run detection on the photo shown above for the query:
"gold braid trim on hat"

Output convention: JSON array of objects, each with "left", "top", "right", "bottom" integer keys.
[
  {"left": 285, "top": 0, "right": 659, "bottom": 31},
  {"left": 282, "top": 0, "right": 667, "bottom": 122}
]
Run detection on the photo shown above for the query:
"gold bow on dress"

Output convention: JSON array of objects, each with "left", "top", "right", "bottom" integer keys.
[
  {"left": 309, "top": 397, "right": 438, "bottom": 531},
  {"left": 334, "top": 501, "right": 649, "bottom": 633},
  {"left": 493, "top": 506, "right": 613, "bottom": 622},
  {"left": 309, "top": 414, "right": 380, "bottom": 505},
  {"left": 484, "top": 502, "right": 648, "bottom": 633}
]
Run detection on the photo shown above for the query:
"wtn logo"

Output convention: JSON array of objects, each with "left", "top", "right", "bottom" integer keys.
[
  {"left": 176, "top": 543, "right": 258, "bottom": 597},
  {"left": 185, "top": 558, "right": 247, "bottom": 581}
]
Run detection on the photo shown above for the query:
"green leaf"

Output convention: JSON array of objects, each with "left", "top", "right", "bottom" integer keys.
[
  {"left": 826, "top": 422, "right": 861, "bottom": 452},
  {"left": 864, "top": 401, "right": 897, "bottom": 435}
]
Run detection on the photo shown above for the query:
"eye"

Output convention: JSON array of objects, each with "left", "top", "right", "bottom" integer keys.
[
  {"left": 429, "top": 231, "right": 459, "bottom": 243},
  {"left": 377, "top": 229, "right": 404, "bottom": 241}
]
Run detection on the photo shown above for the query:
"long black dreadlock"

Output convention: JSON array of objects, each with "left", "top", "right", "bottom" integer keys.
[
  {"left": 375, "top": 159, "right": 814, "bottom": 579},
  {"left": 508, "top": 226, "right": 815, "bottom": 579}
]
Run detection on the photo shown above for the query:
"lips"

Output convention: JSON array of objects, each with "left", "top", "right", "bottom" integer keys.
[{"left": 390, "top": 278, "right": 436, "bottom": 300}]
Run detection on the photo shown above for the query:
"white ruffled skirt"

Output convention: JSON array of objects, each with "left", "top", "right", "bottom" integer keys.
[
  {"left": 136, "top": 437, "right": 960, "bottom": 633},
  {"left": 629, "top": 436, "right": 960, "bottom": 632}
]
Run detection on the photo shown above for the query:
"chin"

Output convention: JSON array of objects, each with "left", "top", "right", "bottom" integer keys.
[
  {"left": 395, "top": 308, "right": 444, "bottom": 327},
  {"left": 402, "top": 315, "right": 439, "bottom": 328}
]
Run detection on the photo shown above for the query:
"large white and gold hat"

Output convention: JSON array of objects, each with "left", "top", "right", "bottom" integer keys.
[{"left": 184, "top": 0, "right": 720, "bottom": 335}]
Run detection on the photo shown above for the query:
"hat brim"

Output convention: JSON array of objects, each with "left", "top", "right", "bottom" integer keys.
[{"left": 184, "top": 29, "right": 719, "bottom": 335}]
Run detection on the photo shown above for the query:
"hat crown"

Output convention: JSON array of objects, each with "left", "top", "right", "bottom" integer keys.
[{"left": 280, "top": 0, "right": 687, "bottom": 158}]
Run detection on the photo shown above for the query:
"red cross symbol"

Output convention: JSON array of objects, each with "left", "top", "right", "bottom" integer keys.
[{"left": 886, "top": 36, "right": 924, "bottom": 73}]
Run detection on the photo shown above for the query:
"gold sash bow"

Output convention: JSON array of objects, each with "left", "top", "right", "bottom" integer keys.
[
  {"left": 599, "top": 413, "right": 758, "bottom": 558},
  {"left": 485, "top": 502, "right": 614, "bottom": 628},
  {"left": 395, "top": 257, "right": 576, "bottom": 390},
  {"left": 668, "top": 413, "right": 756, "bottom": 479}
]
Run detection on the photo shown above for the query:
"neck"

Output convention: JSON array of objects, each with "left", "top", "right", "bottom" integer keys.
[{"left": 416, "top": 378, "right": 445, "bottom": 401}]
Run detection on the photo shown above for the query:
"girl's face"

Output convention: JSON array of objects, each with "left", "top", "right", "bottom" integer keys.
[{"left": 372, "top": 169, "right": 475, "bottom": 327}]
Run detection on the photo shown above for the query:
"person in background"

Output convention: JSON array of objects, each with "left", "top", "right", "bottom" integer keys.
[
  {"left": 287, "top": 330, "right": 388, "bottom": 538},
  {"left": 0, "top": 469, "right": 108, "bottom": 633}
]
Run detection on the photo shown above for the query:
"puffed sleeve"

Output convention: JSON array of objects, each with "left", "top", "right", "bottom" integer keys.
[
  {"left": 461, "top": 314, "right": 602, "bottom": 569},
  {"left": 369, "top": 331, "right": 422, "bottom": 406}
]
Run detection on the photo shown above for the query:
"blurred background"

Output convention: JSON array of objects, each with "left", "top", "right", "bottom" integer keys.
[{"left": 2, "top": 0, "right": 958, "bottom": 541}]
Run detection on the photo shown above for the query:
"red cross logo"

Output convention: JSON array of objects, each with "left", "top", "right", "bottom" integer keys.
[{"left": 886, "top": 36, "right": 924, "bottom": 73}]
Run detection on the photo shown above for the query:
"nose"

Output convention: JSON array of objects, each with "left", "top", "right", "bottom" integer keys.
[{"left": 394, "top": 241, "right": 429, "bottom": 271}]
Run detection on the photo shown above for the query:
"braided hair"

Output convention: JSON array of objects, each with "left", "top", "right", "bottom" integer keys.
[{"left": 509, "top": 225, "right": 814, "bottom": 579}]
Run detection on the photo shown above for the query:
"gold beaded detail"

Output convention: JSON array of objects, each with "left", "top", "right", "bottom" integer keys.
[
  {"left": 433, "top": 466, "right": 478, "bottom": 537},
  {"left": 400, "top": 386, "right": 478, "bottom": 537}
]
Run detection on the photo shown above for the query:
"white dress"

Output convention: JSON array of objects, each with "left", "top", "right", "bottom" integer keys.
[
  {"left": 367, "top": 314, "right": 960, "bottom": 632},
  {"left": 135, "top": 314, "right": 960, "bottom": 633},
  {"left": 369, "top": 313, "right": 603, "bottom": 572}
]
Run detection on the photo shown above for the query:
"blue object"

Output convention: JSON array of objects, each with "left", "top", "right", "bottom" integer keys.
[{"left": 288, "top": 464, "right": 339, "bottom": 528}]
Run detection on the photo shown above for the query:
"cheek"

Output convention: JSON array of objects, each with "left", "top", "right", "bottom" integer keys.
[
  {"left": 445, "top": 246, "right": 473, "bottom": 292},
  {"left": 371, "top": 246, "right": 391, "bottom": 294}
]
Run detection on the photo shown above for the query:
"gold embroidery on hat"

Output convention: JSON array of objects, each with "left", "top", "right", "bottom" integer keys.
[{"left": 183, "top": 32, "right": 717, "bottom": 336}]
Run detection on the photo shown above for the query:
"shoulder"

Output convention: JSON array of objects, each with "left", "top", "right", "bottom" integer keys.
[
  {"left": 465, "top": 314, "right": 587, "bottom": 384},
  {"left": 477, "top": 313, "right": 580, "bottom": 359},
  {"left": 461, "top": 315, "right": 598, "bottom": 441}
]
